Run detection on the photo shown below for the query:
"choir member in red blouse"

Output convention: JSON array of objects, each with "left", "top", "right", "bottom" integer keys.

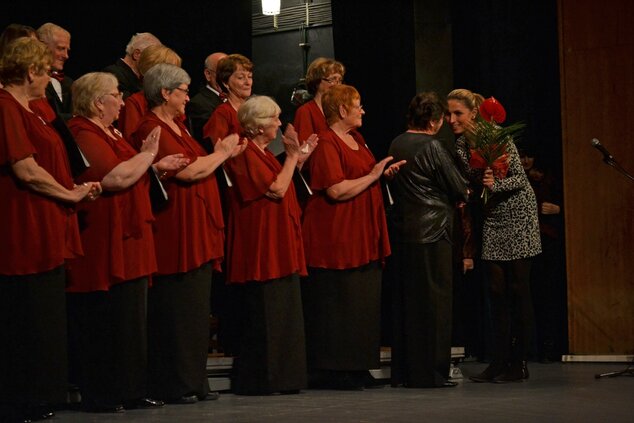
[
  {"left": 64, "top": 72, "right": 189, "bottom": 413},
  {"left": 117, "top": 45, "right": 182, "bottom": 142},
  {"left": 0, "top": 38, "right": 100, "bottom": 423},
  {"left": 293, "top": 57, "right": 345, "bottom": 144},
  {"left": 135, "top": 63, "right": 245, "bottom": 404},
  {"left": 202, "top": 54, "right": 252, "bottom": 146},
  {"left": 301, "top": 84, "right": 404, "bottom": 389},
  {"left": 228, "top": 96, "right": 317, "bottom": 395},
  {"left": 200, "top": 53, "right": 252, "bottom": 356}
]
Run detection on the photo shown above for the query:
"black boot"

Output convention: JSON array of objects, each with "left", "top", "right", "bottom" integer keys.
[
  {"left": 469, "top": 361, "right": 508, "bottom": 383},
  {"left": 493, "top": 360, "right": 529, "bottom": 383}
]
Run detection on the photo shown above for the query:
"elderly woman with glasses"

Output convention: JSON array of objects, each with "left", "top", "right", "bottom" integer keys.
[
  {"left": 0, "top": 37, "right": 100, "bottom": 423},
  {"left": 293, "top": 57, "right": 345, "bottom": 148},
  {"left": 226, "top": 95, "right": 316, "bottom": 395},
  {"left": 301, "top": 84, "right": 404, "bottom": 389},
  {"left": 64, "top": 71, "right": 189, "bottom": 413},
  {"left": 134, "top": 63, "right": 245, "bottom": 404}
]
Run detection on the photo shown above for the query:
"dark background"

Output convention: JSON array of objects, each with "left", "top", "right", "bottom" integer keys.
[{"left": 3, "top": 0, "right": 561, "bottom": 171}]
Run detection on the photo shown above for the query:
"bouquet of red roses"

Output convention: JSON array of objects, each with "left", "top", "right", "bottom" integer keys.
[{"left": 465, "top": 96, "right": 525, "bottom": 204}]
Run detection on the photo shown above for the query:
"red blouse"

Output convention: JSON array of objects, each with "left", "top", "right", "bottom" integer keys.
[
  {"left": 29, "top": 97, "right": 57, "bottom": 123},
  {"left": 0, "top": 90, "right": 82, "bottom": 275},
  {"left": 293, "top": 99, "right": 328, "bottom": 144},
  {"left": 136, "top": 112, "right": 225, "bottom": 274},
  {"left": 118, "top": 91, "right": 147, "bottom": 144},
  {"left": 302, "top": 129, "right": 391, "bottom": 269},
  {"left": 202, "top": 102, "right": 243, "bottom": 144},
  {"left": 65, "top": 117, "right": 157, "bottom": 292},
  {"left": 225, "top": 141, "right": 307, "bottom": 283}
]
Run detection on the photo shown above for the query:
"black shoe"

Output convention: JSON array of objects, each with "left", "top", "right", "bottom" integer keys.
[
  {"left": 279, "top": 389, "right": 301, "bottom": 395},
  {"left": 469, "top": 361, "right": 508, "bottom": 383},
  {"left": 437, "top": 381, "right": 458, "bottom": 388},
  {"left": 81, "top": 402, "right": 125, "bottom": 413},
  {"left": 167, "top": 395, "right": 198, "bottom": 405},
  {"left": 123, "top": 398, "right": 164, "bottom": 409},
  {"left": 493, "top": 361, "right": 529, "bottom": 383},
  {"left": 23, "top": 405, "right": 55, "bottom": 421},
  {"left": 198, "top": 392, "right": 220, "bottom": 401}
]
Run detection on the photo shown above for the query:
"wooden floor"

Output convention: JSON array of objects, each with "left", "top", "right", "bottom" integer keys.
[{"left": 53, "top": 361, "right": 634, "bottom": 422}]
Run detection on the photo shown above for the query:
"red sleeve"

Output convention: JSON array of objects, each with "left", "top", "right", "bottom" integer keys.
[
  {"left": 231, "top": 144, "right": 276, "bottom": 202},
  {"left": 308, "top": 134, "right": 345, "bottom": 190},
  {"left": 71, "top": 126, "right": 122, "bottom": 181},
  {"left": 119, "top": 94, "right": 145, "bottom": 143},
  {"left": 0, "top": 99, "right": 36, "bottom": 164},
  {"left": 293, "top": 103, "right": 313, "bottom": 145},
  {"left": 203, "top": 106, "right": 231, "bottom": 144}
]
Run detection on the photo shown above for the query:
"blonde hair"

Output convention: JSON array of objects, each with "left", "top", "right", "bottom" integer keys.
[
  {"left": 138, "top": 44, "right": 182, "bottom": 76},
  {"left": 72, "top": 72, "right": 118, "bottom": 118},
  {"left": 0, "top": 37, "right": 51, "bottom": 86},
  {"left": 237, "top": 95, "right": 281, "bottom": 138},
  {"left": 447, "top": 88, "right": 484, "bottom": 113}
]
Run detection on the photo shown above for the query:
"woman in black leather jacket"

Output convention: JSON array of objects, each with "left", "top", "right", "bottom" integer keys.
[{"left": 387, "top": 92, "right": 468, "bottom": 388}]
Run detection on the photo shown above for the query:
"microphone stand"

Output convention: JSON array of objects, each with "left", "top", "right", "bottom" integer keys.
[
  {"left": 594, "top": 153, "right": 634, "bottom": 379},
  {"left": 601, "top": 156, "right": 634, "bottom": 182}
]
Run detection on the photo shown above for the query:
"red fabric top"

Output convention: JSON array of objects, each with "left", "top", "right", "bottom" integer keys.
[
  {"left": 0, "top": 90, "right": 83, "bottom": 275},
  {"left": 202, "top": 102, "right": 243, "bottom": 144},
  {"left": 118, "top": 91, "right": 147, "bottom": 143},
  {"left": 29, "top": 97, "right": 57, "bottom": 123},
  {"left": 293, "top": 99, "right": 328, "bottom": 144},
  {"left": 225, "top": 141, "right": 306, "bottom": 283},
  {"left": 136, "top": 112, "right": 225, "bottom": 274},
  {"left": 302, "top": 128, "right": 391, "bottom": 269},
  {"left": 65, "top": 116, "right": 157, "bottom": 292}
]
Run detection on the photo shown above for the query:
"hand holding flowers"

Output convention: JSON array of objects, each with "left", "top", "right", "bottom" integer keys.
[{"left": 465, "top": 97, "right": 525, "bottom": 204}]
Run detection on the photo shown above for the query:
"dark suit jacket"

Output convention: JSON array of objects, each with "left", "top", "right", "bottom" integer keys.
[
  {"left": 45, "top": 76, "right": 73, "bottom": 122},
  {"left": 103, "top": 59, "right": 142, "bottom": 99},
  {"left": 186, "top": 86, "right": 223, "bottom": 150}
]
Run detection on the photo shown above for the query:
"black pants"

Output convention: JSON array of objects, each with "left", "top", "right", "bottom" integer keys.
[
  {"left": 485, "top": 259, "right": 535, "bottom": 362},
  {"left": 390, "top": 240, "right": 453, "bottom": 387},
  {"left": 66, "top": 277, "right": 148, "bottom": 406}
]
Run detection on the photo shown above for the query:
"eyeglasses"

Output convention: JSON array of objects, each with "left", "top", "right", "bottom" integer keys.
[
  {"left": 174, "top": 87, "right": 190, "bottom": 95},
  {"left": 322, "top": 77, "right": 343, "bottom": 85},
  {"left": 104, "top": 92, "right": 123, "bottom": 100},
  {"left": 351, "top": 104, "right": 364, "bottom": 111}
]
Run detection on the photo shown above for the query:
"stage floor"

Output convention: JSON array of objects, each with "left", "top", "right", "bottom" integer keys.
[{"left": 56, "top": 361, "right": 633, "bottom": 422}]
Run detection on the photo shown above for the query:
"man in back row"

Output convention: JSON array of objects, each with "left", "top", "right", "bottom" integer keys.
[{"left": 103, "top": 32, "right": 161, "bottom": 99}]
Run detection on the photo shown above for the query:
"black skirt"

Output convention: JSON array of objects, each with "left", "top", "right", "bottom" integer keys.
[
  {"left": 0, "top": 266, "right": 68, "bottom": 406},
  {"left": 302, "top": 262, "right": 382, "bottom": 371},
  {"left": 66, "top": 277, "right": 148, "bottom": 405},
  {"left": 231, "top": 274, "right": 307, "bottom": 395},
  {"left": 147, "top": 263, "right": 212, "bottom": 400}
]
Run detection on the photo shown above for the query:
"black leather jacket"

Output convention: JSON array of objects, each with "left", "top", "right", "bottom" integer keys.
[{"left": 387, "top": 132, "right": 468, "bottom": 244}]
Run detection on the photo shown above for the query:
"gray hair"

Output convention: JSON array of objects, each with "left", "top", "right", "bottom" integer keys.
[
  {"left": 143, "top": 63, "right": 191, "bottom": 108},
  {"left": 36, "top": 22, "right": 70, "bottom": 44},
  {"left": 237, "top": 95, "right": 281, "bottom": 137},
  {"left": 125, "top": 32, "right": 161, "bottom": 56}
]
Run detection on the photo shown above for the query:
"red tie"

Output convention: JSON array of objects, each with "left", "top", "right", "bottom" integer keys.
[
  {"left": 50, "top": 70, "right": 65, "bottom": 82},
  {"left": 219, "top": 91, "right": 227, "bottom": 102}
]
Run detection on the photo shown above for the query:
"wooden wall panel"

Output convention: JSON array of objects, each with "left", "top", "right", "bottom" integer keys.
[{"left": 559, "top": 0, "right": 634, "bottom": 354}]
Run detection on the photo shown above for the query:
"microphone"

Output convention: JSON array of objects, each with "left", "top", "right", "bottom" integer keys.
[{"left": 591, "top": 138, "right": 613, "bottom": 161}]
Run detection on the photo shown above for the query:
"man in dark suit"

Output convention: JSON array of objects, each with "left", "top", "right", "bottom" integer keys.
[
  {"left": 103, "top": 32, "right": 161, "bottom": 99},
  {"left": 37, "top": 23, "right": 73, "bottom": 121},
  {"left": 186, "top": 52, "right": 227, "bottom": 150}
]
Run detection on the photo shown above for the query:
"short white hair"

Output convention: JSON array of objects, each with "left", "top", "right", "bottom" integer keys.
[{"left": 125, "top": 32, "right": 161, "bottom": 56}]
